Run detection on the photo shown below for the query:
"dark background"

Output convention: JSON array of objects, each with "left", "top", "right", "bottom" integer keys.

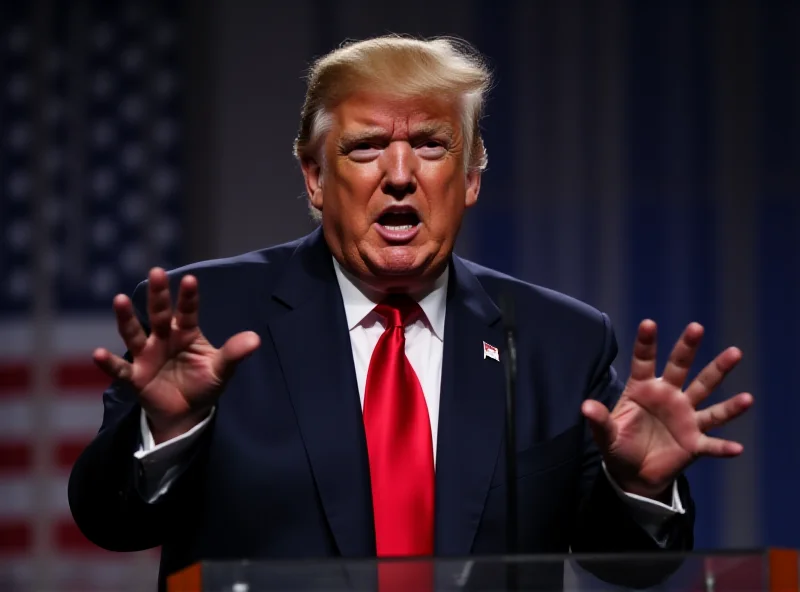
[{"left": 0, "top": 0, "right": 797, "bottom": 589}]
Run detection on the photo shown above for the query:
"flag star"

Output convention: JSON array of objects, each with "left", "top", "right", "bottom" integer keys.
[
  {"left": 7, "top": 25, "right": 29, "bottom": 53},
  {"left": 93, "top": 22, "right": 114, "bottom": 51},
  {"left": 121, "top": 193, "right": 145, "bottom": 224},
  {"left": 121, "top": 46, "right": 145, "bottom": 73},
  {"left": 121, "top": 244, "right": 147, "bottom": 276},
  {"left": 154, "top": 217, "right": 179, "bottom": 248},
  {"left": 7, "top": 172, "right": 31, "bottom": 202},
  {"left": 92, "top": 218, "right": 118, "bottom": 249},
  {"left": 91, "top": 267, "right": 119, "bottom": 298},
  {"left": 7, "top": 220, "right": 31, "bottom": 251},
  {"left": 155, "top": 22, "right": 176, "bottom": 48},
  {"left": 7, "top": 269, "right": 30, "bottom": 299},
  {"left": 92, "top": 120, "right": 117, "bottom": 148},
  {"left": 8, "top": 124, "right": 31, "bottom": 151},
  {"left": 92, "top": 71, "right": 116, "bottom": 99},
  {"left": 121, "top": 143, "right": 145, "bottom": 172},
  {"left": 153, "top": 119, "right": 178, "bottom": 146},
  {"left": 43, "top": 198, "right": 63, "bottom": 227},
  {"left": 120, "top": 95, "right": 146, "bottom": 123},
  {"left": 91, "top": 169, "right": 116, "bottom": 200},
  {"left": 7, "top": 74, "right": 29, "bottom": 102}
]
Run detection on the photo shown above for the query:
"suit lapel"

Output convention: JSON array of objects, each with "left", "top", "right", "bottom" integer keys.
[
  {"left": 435, "top": 257, "right": 507, "bottom": 556},
  {"left": 267, "top": 229, "right": 375, "bottom": 557},
  {"left": 264, "top": 231, "right": 508, "bottom": 557}
]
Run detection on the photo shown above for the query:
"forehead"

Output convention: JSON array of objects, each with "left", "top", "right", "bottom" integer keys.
[{"left": 330, "top": 92, "right": 462, "bottom": 135}]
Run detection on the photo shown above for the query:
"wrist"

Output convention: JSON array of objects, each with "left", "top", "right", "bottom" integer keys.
[
  {"left": 605, "top": 464, "right": 673, "bottom": 502},
  {"left": 623, "top": 482, "right": 673, "bottom": 504},
  {"left": 146, "top": 408, "right": 211, "bottom": 445}
]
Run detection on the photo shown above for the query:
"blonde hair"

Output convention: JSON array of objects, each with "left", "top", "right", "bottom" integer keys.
[{"left": 294, "top": 35, "right": 492, "bottom": 173}]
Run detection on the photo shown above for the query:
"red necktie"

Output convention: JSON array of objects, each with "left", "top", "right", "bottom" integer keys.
[{"left": 363, "top": 295, "right": 435, "bottom": 558}]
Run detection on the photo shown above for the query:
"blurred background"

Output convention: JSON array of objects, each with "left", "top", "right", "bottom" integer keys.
[{"left": 0, "top": 0, "right": 797, "bottom": 589}]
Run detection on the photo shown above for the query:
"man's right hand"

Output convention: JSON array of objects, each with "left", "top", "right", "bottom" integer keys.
[{"left": 93, "top": 267, "right": 261, "bottom": 444}]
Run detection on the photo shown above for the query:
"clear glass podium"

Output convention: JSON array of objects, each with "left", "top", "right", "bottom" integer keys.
[{"left": 168, "top": 549, "right": 799, "bottom": 591}]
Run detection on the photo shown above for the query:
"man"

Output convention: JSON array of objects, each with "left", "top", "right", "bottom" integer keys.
[{"left": 68, "top": 36, "right": 753, "bottom": 589}]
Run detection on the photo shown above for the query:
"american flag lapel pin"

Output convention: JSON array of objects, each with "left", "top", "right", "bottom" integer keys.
[{"left": 483, "top": 341, "right": 500, "bottom": 362}]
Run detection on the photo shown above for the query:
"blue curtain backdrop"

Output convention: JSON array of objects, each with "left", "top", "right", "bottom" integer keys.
[{"left": 311, "top": 0, "right": 800, "bottom": 549}]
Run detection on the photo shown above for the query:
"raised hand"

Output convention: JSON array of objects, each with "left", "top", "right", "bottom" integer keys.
[
  {"left": 581, "top": 320, "right": 753, "bottom": 499},
  {"left": 93, "top": 268, "right": 261, "bottom": 444}
]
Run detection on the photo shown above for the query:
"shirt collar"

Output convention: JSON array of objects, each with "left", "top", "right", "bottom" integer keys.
[{"left": 332, "top": 257, "right": 448, "bottom": 340}]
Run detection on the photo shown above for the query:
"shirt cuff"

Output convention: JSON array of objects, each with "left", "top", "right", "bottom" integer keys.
[
  {"left": 602, "top": 462, "right": 685, "bottom": 545},
  {"left": 133, "top": 408, "right": 214, "bottom": 502}
]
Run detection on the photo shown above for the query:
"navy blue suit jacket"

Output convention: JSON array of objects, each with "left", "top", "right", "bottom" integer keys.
[{"left": 68, "top": 228, "right": 694, "bottom": 586}]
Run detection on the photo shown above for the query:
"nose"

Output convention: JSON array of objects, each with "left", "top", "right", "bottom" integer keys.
[{"left": 380, "top": 142, "right": 417, "bottom": 199}]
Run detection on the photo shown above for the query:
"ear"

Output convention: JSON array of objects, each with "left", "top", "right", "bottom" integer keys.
[
  {"left": 300, "top": 155, "right": 324, "bottom": 211},
  {"left": 465, "top": 169, "right": 481, "bottom": 208}
]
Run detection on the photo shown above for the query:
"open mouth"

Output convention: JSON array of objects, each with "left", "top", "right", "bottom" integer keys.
[
  {"left": 374, "top": 208, "right": 421, "bottom": 244},
  {"left": 377, "top": 210, "right": 420, "bottom": 231}
]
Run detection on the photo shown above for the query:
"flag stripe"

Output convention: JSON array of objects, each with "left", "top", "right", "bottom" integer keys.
[
  {"left": 0, "top": 443, "right": 31, "bottom": 473},
  {"left": 0, "top": 520, "right": 125, "bottom": 556},
  {"left": 0, "top": 319, "right": 123, "bottom": 357},
  {"left": 0, "top": 479, "right": 34, "bottom": 516},
  {"left": 0, "top": 476, "right": 71, "bottom": 517},
  {"left": 53, "top": 361, "right": 111, "bottom": 391},
  {"left": 0, "top": 364, "right": 30, "bottom": 394},
  {"left": 54, "top": 438, "right": 91, "bottom": 469},
  {"left": 0, "top": 441, "right": 91, "bottom": 474},
  {"left": 0, "top": 521, "right": 32, "bottom": 554},
  {"left": 0, "top": 0, "right": 178, "bottom": 586},
  {"left": 53, "top": 520, "right": 104, "bottom": 555},
  {"left": 0, "top": 361, "right": 110, "bottom": 394},
  {"left": 0, "top": 398, "right": 103, "bottom": 437}
]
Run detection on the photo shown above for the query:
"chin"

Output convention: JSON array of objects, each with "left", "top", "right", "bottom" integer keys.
[
  {"left": 366, "top": 260, "right": 424, "bottom": 282},
  {"left": 363, "top": 245, "right": 449, "bottom": 289},
  {"left": 370, "top": 244, "right": 428, "bottom": 272}
]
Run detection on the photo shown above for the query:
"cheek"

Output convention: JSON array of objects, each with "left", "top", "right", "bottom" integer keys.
[
  {"left": 327, "top": 166, "right": 384, "bottom": 233},
  {"left": 327, "top": 166, "right": 366, "bottom": 198},
  {"left": 419, "top": 168, "right": 468, "bottom": 215},
  {"left": 333, "top": 163, "right": 383, "bottom": 201}
]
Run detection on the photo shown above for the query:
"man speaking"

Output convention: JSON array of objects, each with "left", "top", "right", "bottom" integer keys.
[{"left": 68, "top": 36, "right": 753, "bottom": 588}]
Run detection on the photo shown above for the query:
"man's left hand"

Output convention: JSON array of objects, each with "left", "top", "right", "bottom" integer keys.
[{"left": 582, "top": 320, "right": 754, "bottom": 500}]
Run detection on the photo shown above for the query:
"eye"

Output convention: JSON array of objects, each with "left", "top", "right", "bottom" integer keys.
[
  {"left": 347, "top": 143, "right": 381, "bottom": 162},
  {"left": 416, "top": 140, "right": 447, "bottom": 158}
]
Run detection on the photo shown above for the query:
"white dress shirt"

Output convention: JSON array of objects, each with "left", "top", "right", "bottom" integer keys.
[
  {"left": 134, "top": 257, "right": 683, "bottom": 542},
  {"left": 334, "top": 257, "right": 447, "bottom": 462}
]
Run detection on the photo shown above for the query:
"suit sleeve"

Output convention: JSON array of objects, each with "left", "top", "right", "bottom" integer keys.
[
  {"left": 67, "top": 281, "right": 212, "bottom": 552},
  {"left": 571, "top": 312, "right": 695, "bottom": 554}
]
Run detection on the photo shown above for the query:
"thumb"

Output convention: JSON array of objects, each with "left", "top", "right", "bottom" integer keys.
[
  {"left": 581, "top": 399, "right": 617, "bottom": 453},
  {"left": 213, "top": 331, "right": 261, "bottom": 381}
]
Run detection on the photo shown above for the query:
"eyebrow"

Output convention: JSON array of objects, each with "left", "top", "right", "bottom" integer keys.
[
  {"left": 338, "top": 127, "right": 391, "bottom": 146},
  {"left": 338, "top": 123, "right": 456, "bottom": 146}
]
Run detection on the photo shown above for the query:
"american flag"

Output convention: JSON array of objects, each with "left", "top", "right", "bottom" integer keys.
[{"left": 1, "top": 1, "right": 183, "bottom": 589}]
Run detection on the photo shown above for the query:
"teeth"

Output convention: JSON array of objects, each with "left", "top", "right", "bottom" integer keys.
[{"left": 383, "top": 224, "right": 414, "bottom": 231}]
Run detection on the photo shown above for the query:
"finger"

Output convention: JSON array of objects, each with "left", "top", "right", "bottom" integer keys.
[
  {"left": 212, "top": 331, "right": 261, "bottom": 381},
  {"left": 661, "top": 323, "right": 704, "bottom": 388},
  {"left": 147, "top": 267, "right": 173, "bottom": 338},
  {"left": 581, "top": 399, "right": 618, "bottom": 453},
  {"left": 174, "top": 275, "right": 199, "bottom": 331},
  {"left": 113, "top": 294, "right": 147, "bottom": 356},
  {"left": 93, "top": 348, "right": 133, "bottom": 381},
  {"left": 629, "top": 320, "right": 658, "bottom": 382},
  {"left": 696, "top": 434, "right": 743, "bottom": 457},
  {"left": 696, "top": 393, "right": 753, "bottom": 432},
  {"left": 684, "top": 347, "right": 743, "bottom": 406}
]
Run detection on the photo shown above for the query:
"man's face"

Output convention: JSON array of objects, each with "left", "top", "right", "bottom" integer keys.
[{"left": 301, "top": 92, "right": 481, "bottom": 292}]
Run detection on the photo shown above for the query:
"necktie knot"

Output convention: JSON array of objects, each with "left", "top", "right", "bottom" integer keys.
[{"left": 374, "top": 294, "right": 423, "bottom": 328}]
